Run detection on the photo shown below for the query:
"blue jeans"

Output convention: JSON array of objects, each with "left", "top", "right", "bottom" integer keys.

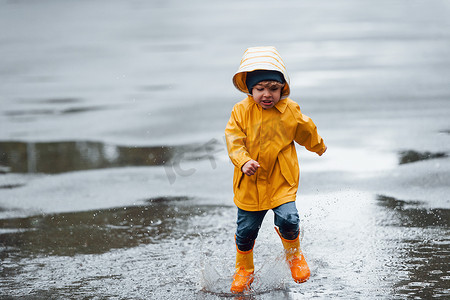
[{"left": 235, "top": 201, "right": 300, "bottom": 251}]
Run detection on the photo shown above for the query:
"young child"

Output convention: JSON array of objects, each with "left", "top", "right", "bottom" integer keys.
[{"left": 225, "top": 46, "right": 327, "bottom": 293}]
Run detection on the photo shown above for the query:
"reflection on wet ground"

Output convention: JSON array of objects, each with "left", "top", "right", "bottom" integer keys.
[
  {"left": 377, "top": 195, "right": 450, "bottom": 299},
  {"left": 377, "top": 195, "right": 449, "bottom": 227},
  {"left": 1, "top": 193, "right": 449, "bottom": 298},
  {"left": 0, "top": 196, "right": 200, "bottom": 258},
  {"left": 0, "top": 183, "right": 25, "bottom": 189},
  {"left": 3, "top": 97, "right": 107, "bottom": 117},
  {"left": 0, "top": 197, "right": 237, "bottom": 299},
  {"left": 396, "top": 238, "right": 450, "bottom": 299},
  {"left": 0, "top": 140, "right": 220, "bottom": 174},
  {"left": 399, "top": 150, "right": 448, "bottom": 165},
  {"left": 3, "top": 106, "right": 105, "bottom": 117}
]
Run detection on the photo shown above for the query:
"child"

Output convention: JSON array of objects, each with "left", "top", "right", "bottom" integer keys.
[{"left": 225, "top": 46, "right": 327, "bottom": 293}]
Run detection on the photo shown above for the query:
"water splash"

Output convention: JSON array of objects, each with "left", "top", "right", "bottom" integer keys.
[{"left": 200, "top": 252, "right": 291, "bottom": 297}]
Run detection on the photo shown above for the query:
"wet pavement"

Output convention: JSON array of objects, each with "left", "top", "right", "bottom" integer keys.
[
  {"left": 0, "top": 140, "right": 218, "bottom": 174},
  {"left": 1, "top": 0, "right": 450, "bottom": 299}
]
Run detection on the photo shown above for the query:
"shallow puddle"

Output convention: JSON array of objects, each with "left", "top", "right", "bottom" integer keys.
[
  {"left": 0, "top": 196, "right": 206, "bottom": 258},
  {"left": 398, "top": 150, "right": 448, "bottom": 165},
  {"left": 1, "top": 193, "right": 449, "bottom": 299},
  {"left": 376, "top": 195, "right": 450, "bottom": 298},
  {"left": 377, "top": 195, "right": 449, "bottom": 227},
  {"left": 0, "top": 140, "right": 220, "bottom": 174},
  {"left": 0, "top": 197, "right": 239, "bottom": 299}
]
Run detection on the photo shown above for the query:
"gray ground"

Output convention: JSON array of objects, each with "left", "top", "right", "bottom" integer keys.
[{"left": 0, "top": 0, "right": 449, "bottom": 299}]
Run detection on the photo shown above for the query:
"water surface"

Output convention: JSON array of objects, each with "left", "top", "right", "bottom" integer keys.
[{"left": 1, "top": 0, "right": 449, "bottom": 299}]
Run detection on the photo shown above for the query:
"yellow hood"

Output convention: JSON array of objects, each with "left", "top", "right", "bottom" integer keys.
[{"left": 232, "top": 46, "right": 291, "bottom": 99}]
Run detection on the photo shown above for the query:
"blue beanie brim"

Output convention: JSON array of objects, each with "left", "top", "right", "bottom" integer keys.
[{"left": 245, "top": 70, "right": 285, "bottom": 94}]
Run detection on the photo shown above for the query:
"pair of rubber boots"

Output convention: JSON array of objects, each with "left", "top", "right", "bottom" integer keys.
[{"left": 230, "top": 227, "right": 310, "bottom": 293}]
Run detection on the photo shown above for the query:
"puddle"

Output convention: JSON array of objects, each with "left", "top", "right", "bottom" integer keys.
[
  {"left": 399, "top": 150, "right": 447, "bottom": 165},
  {"left": 376, "top": 195, "right": 450, "bottom": 298},
  {"left": 377, "top": 195, "right": 449, "bottom": 227},
  {"left": 0, "top": 196, "right": 219, "bottom": 258},
  {"left": 0, "top": 139, "right": 221, "bottom": 174},
  {"left": 3, "top": 98, "right": 98, "bottom": 117},
  {"left": 0, "top": 183, "right": 25, "bottom": 189},
  {"left": 0, "top": 199, "right": 238, "bottom": 299},
  {"left": 377, "top": 195, "right": 425, "bottom": 210},
  {"left": 394, "top": 237, "right": 450, "bottom": 299},
  {"left": 4, "top": 106, "right": 106, "bottom": 117}
]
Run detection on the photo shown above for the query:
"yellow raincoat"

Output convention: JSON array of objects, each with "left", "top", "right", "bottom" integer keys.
[{"left": 225, "top": 46, "right": 326, "bottom": 211}]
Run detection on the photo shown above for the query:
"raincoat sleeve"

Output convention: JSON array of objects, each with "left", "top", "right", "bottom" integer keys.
[
  {"left": 225, "top": 107, "right": 252, "bottom": 170},
  {"left": 293, "top": 104, "right": 327, "bottom": 156}
]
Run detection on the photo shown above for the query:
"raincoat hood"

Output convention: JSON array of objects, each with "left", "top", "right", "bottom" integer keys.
[{"left": 233, "top": 46, "right": 291, "bottom": 99}]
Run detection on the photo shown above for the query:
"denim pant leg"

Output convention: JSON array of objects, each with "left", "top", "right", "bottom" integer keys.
[
  {"left": 235, "top": 208, "right": 267, "bottom": 251},
  {"left": 273, "top": 201, "right": 300, "bottom": 240}
]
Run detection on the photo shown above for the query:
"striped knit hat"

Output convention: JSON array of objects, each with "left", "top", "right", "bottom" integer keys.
[{"left": 232, "top": 46, "right": 290, "bottom": 98}]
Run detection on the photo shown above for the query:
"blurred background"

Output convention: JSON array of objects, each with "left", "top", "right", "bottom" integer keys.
[{"left": 0, "top": 0, "right": 449, "bottom": 299}]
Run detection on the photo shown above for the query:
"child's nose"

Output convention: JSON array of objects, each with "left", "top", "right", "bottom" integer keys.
[{"left": 263, "top": 89, "right": 271, "bottom": 97}]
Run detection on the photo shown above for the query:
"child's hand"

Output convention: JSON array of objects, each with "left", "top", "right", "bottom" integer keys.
[{"left": 242, "top": 160, "right": 260, "bottom": 176}]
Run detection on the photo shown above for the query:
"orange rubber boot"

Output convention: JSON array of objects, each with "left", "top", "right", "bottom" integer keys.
[
  {"left": 275, "top": 227, "right": 310, "bottom": 283},
  {"left": 230, "top": 245, "right": 254, "bottom": 293}
]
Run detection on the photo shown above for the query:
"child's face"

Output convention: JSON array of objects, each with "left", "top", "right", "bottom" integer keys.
[{"left": 251, "top": 81, "right": 283, "bottom": 109}]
